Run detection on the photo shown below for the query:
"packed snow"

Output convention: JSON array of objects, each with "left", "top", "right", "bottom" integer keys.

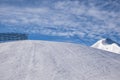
[
  {"left": 92, "top": 38, "right": 120, "bottom": 54},
  {"left": 0, "top": 40, "right": 120, "bottom": 80}
]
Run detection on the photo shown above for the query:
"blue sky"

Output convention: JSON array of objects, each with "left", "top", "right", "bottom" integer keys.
[{"left": 0, "top": 0, "right": 120, "bottom": 46}]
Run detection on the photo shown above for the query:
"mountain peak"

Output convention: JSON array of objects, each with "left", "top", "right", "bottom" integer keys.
[
  {"left": 101, "top": 38, "right": 119, "bottom": 45},
  {"left": 92, "top": 38, "right": 120, "bottom": 54},
  {"left": 103, "top": 38, "right": 115, "bottom": 44}
]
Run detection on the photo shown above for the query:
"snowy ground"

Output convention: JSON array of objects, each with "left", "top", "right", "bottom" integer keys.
[{"left": 0, "top": 40, "right": 120, "bottom": 80}]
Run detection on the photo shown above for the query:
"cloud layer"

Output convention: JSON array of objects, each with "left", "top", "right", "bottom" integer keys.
[{"left": 0, "top": 0, "right": 120, "bottom": 45}]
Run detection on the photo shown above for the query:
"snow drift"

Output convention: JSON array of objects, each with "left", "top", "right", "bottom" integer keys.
[
  {"left": 92, "top": 38, "right": 120, "bottom": 54},
  {"left": 0, "top": 40, "right": 120, "bottom": 80}
]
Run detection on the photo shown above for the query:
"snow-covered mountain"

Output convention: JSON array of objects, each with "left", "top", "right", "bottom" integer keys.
[
  {"left": 0, "top": 40, "right": 120, "bottom": 80},
  {"left": 91, "top": 38, "right": 120, "bottom": 54}
]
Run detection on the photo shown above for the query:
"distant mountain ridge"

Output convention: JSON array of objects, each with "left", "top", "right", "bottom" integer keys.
[
  {"left": 0, "top": 33, "right": 28, "bottom": 43},
  {"left": 91, "top": 38, "right": 120, "bottom": 54}
]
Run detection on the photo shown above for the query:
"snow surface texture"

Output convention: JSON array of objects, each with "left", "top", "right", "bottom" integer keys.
[
  {"left": 91, "top": 38, "right": 120, "bottom": 54},
  {"left": 0, "top": 40, "right": 120, "bottom": 80}
]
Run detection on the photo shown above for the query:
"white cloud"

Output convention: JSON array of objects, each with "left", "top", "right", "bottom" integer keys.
[{"left": 0, "top": 0, "right": 120, "bottom": 44}]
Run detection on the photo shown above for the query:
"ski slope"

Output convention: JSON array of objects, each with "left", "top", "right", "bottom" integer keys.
[
  {"left": 92, "top": 38, "right": 120, "bottom": 54},
  {"left": 0, "top": 40, "right": 120, "bottom": 80}
]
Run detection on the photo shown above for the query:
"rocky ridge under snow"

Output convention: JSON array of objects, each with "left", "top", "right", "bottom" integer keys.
[{"left": 92, "top": 38, "right": 120, "bottom": 54}]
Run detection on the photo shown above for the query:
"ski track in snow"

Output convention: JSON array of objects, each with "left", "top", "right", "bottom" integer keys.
[{"left": 0, "top": 40, "right": 120, "bottom": 80}]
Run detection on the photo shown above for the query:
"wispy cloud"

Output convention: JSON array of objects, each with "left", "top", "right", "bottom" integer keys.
[{"left": 0, "top": 0, "right": 120, "bottom": 45}]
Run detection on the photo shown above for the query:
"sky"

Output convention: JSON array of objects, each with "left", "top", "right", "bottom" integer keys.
[{"left": 0, "top": 0, "right": 120, "bottom": 46}]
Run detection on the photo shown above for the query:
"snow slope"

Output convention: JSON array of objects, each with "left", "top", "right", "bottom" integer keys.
[
  {"left": 0, "top": 40, "right": 120, "bottom": 80},
  {"left": 91, "top": 38, "right": 120, "bottom": 54}
]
